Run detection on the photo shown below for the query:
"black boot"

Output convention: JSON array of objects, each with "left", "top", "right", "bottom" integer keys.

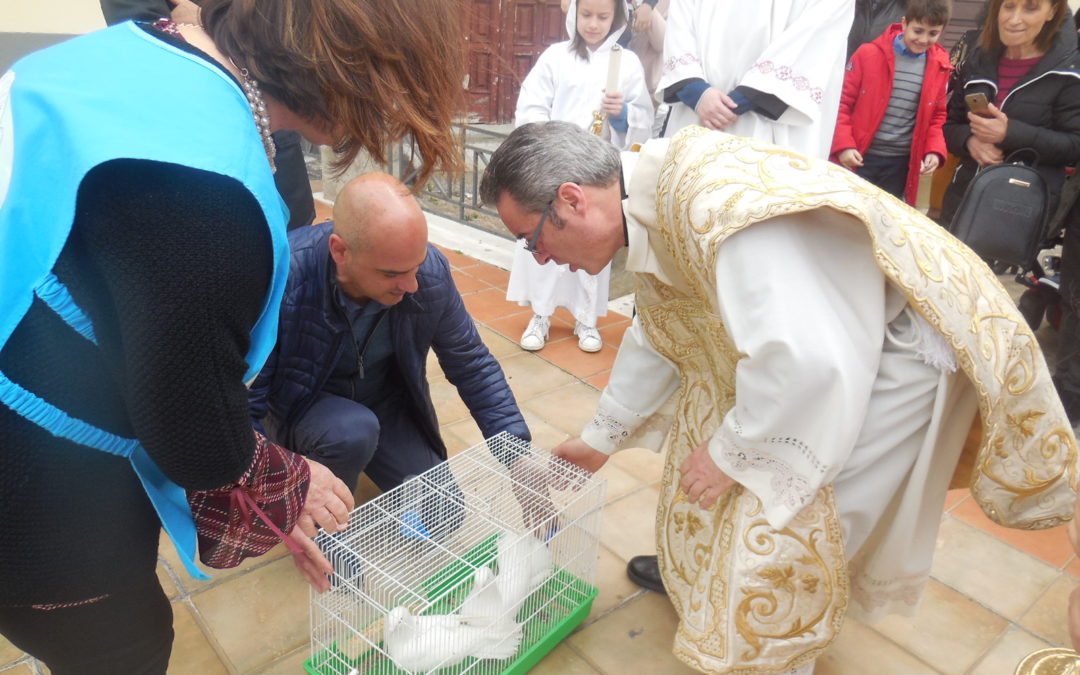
[{"left": 626, "top": 555, "right": 666, "bottom": 594}]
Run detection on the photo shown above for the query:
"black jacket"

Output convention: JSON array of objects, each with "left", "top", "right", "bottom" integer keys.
[
  {"left": 943, "top": 23, "right": 1080, "bottom": 218},
  {"left": 248, "top": 222, "right": 530, "bottom": 458}
]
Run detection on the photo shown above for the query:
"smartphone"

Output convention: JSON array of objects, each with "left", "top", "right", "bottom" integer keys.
[{"left": 965, "top": 92, "right": 993, "bottom": 118}]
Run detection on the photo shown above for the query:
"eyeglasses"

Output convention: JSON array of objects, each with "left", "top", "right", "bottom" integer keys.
[{"left": 523, "top": 201, "right": 554, "bottom": 254}]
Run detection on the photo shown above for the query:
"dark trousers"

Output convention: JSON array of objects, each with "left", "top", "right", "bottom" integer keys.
[
  {"left": 283, "top": 390, "right": 467, "bottom": 541},
  {"left": 0, "top": 577, "right": 172, "bottom": 674},
  {"left": 856, "top": 152, "right": 909, "bottom": 201},
  {"left": 284, "top": 390, "right": 443, "bottom": 492}
]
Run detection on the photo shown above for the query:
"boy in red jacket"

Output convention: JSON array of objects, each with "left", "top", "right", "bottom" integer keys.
[{"left": 831, "top": 0, "right": 952, "bottom": 206}]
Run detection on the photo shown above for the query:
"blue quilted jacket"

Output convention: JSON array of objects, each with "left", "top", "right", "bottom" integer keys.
[{"left": 248, "top": 222, "right": 530, "bottom": 456}]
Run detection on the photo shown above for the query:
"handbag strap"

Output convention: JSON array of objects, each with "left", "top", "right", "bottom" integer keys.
[{"left": 1004, "top": 148, "right": 1041, "bottom": 167}]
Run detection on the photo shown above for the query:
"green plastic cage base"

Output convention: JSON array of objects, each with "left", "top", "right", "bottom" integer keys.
[{"left": 304, "top": 566, "right": 597, "bottom": 675}]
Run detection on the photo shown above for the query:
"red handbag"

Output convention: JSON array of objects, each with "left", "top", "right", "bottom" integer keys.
[{"left": 187, "top": 430, "right": 310, "bottom": 569}]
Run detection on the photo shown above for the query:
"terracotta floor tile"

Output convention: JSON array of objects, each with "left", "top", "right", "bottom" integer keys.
[
  {"left": 943, "top": 488, "right": 969, "bottom": 512},
  {"left": 585, "top": 371, "right": 611, "bottom": 391},
  {"left": 533, "top": 333, "right": 617, "bottom": 380},
  {"left": 568, "top": 592, "right": 698, "bottom": 674},
  {"left": 428, "top": 377, "right": 471, "bottom": 425},
  {"left": 600, "top": 488, "right": 660, "bottom": 562},
  {"left": 189, "top": 557, "right": 309, "bottom": 672},
  {"left": 157, "top": 531, "right": 289, "bottom": 597},
  {"left": 157, "top": 558, "right": 180, "bottom": 600},
  {"left": 598, "top": 321, "right": 629, "bottom": 349},
  {"left": 168, "top": 601, "right": 230, "bottom": 675},
  {"left": 520, "top": 383, "right": 601, "bottom": 438},
  {"left": 952, "top": 495, "right": 1075, "bottom": 568},
  {"left": 871, "top": 578, "right": 1009, "bottom": 673},
  {"left": 816, "top": 619, "right": 938, "bottom": 674},
  {"left": 588, "top": 544, "right": 646, "bottom": 622},
  {"left": 257, "top": 645, "right": 311, "bottom": 674},
  {"left": 1019, "top": 574, "right": 1075, "bottom": 646},
  {"left": 497, "top": 352, "right": 578, "bottom": 402},
  {"left": 487, "top": 309, "right": 574, "bottom": 347},
  {"left": 468, "top": 262, "right": 511, "bottom": 289},
  {"left": 931, "top": 517, "right": 1060, "bottom": 620},
  {"left": 460, "top": 287, "right": 523, "bottom": 323},
  {"left": 450, "top": 268, "right": 489, "bottom": 294},
  {"left": 1067, "top": 556, "right": 1080, "bottom": 578},
  {"left": 440, "top": 416, "right": 484, "bottom": 455},
  {"left": 608, "top": 447, "right": 666, "bottom": 485},
  {"left": 528, "top": 643, "right": 601, "bottom": 674},
  {"left": 519, "top": 411, "right": 573, "bottom": 450},
  {"left": 968, "top": 627, "right": 1054, "bottom": 675},
  {"left": 437, "top": 245, "right": 481, "bottom": 269},
  {"left": 595, "top": 461, "right": 650, "bottom": 504},
  {"left": 0, "top": 663, "right": 34, "bottom": 675},
  {"left": 476, "top": 324, "right": 522, "bottom": 359}
]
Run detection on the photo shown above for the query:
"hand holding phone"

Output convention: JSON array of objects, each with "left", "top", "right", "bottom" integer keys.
[{"left": 965, "top": 92, "right": 993, "bottom": 118}]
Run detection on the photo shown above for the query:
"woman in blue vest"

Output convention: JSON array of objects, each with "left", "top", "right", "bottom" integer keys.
[{"left": 0, "top": 0, "right": 464, "bottom": 671}]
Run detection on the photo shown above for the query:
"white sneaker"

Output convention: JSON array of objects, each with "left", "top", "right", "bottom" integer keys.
[
  {"left": 520, "top": 314, "right": 550, "bottom": 351},
  {"left": 575, "top": 322, "right": 602, "bottom": 353}
]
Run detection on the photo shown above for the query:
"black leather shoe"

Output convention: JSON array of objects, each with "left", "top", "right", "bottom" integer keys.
[{"left": 626, "top": 554, "right": 666, "bottom": 594}]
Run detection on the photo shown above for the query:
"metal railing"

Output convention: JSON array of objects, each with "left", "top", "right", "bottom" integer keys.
[{"left": 384, "top": 123, "right": 510, "bottom": 235}]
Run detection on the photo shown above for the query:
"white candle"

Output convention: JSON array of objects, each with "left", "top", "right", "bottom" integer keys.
[{"left": 606, "top": 44, "right": 622, "bottom": 94}]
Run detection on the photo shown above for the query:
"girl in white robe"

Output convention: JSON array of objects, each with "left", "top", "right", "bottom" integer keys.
[{"left": 507, "top": 0, "right": 652, "bottom": 352}]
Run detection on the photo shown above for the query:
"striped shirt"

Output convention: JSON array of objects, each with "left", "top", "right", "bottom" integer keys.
[{"left": 868, "top": 35, "right": 926, "bottom": 157}]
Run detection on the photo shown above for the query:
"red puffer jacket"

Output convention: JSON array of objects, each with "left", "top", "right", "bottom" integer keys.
[{"left": 830, "top": 23, "right": 952, "bottom": 205}]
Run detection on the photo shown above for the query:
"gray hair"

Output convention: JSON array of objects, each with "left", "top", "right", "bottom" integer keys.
[{"left": 479, "top": 121, "right": 622, "bottom": 213}]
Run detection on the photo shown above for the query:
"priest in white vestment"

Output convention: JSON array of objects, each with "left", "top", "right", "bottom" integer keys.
[
  {"left": 658, "top": 0, "right": 855, "bottom": 159},
  {"left": 480, "top": 121, "right": 1078, "bottom": 675}
]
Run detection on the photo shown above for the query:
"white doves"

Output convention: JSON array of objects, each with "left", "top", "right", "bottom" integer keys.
[
  {"left": 384, "top": 604, "right": 520, "bottom": 673},
  {"left": 458, "top": 566, "right": 507, "bottom": 625},
  {"left": 494, "top": 532, "right": 552, "bottom": 617}
]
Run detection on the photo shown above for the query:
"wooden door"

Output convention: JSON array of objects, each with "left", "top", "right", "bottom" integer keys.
[
  {"left": 464, "top": 0, "right": 501, "bottom": 121},
  {"left": 497, "top": 0, "right": 565, "bottom": 123}
]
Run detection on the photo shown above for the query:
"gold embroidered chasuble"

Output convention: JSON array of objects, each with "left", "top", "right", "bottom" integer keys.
[{"left": 624, "top": 127, "right": 1078, "bottom": 673}]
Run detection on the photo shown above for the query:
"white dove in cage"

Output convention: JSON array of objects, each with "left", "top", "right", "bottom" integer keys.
[
  {"left": 384, "top": 603, "right": 521, "bottom": 673},
  {"left": 494, "top": 532, "right": 552, "bottom": 616},
  {"left": 458, "top": 566, "right": 512, "bottom": 626}
]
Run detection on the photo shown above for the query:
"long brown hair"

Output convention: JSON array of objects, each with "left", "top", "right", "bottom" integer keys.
[
  {"left": 979, "top": 0, "right": 1068, "bottom": 54},
  {"left": 569, "top": 0, "right": 627, "bottom": 61},
  {"left": 200, "top": 0, "right": 465, "bottom": 185}
]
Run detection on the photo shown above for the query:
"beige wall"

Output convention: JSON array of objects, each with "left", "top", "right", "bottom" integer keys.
[{"left": 2, "top": 1, "right": 105, "bottom": 35}]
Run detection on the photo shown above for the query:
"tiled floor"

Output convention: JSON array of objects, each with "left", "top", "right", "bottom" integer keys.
[{"left": 4, "top": 217, "right": 1077, "bottom": 674}]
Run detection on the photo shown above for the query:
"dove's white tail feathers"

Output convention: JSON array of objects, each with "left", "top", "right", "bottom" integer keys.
[{"left": 495, "top": 531, "right": 553, "bottom": 616}]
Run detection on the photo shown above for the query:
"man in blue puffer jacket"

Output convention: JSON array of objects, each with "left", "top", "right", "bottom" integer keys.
[{"left": 249, "top": 173, "right": 530, "bottom": 494}]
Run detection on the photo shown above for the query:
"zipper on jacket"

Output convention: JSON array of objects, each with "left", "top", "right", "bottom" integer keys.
[{"left": 350, "top": 309, "right": 389, "bottom": 400}]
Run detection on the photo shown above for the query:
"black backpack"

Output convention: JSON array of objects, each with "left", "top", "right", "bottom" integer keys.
[{"left": 947, "top": 150, "right": 1050, "bottom": 267}]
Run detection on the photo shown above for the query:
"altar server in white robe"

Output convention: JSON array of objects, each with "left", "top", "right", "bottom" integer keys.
[
  {"left": 508, "top": 0, "right": 653, "bottom": 353},
  {"left": 480, "top": 121, "right": 1078, "bottom": 675},
  {"left": 658, "top": 0, "right": 855, "bottom": 159}
]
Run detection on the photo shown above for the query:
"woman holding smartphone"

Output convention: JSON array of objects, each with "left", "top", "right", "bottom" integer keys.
[
  {"left": 942, "top": 0, "right": 1080, "bottom": 433},
  {"left": 942, "top": 0, "right": 1080, "bottom": 221}
]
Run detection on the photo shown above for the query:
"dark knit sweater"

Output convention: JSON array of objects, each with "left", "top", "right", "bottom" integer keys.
[{"left": 0, "top": 158, "right": 272, "bottom": 605}]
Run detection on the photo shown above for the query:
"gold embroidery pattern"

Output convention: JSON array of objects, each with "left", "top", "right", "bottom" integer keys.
[
  {"left": 636, "top": 278, "right": 847, "bottom": 673},
  {"left": 630, "top": 127, "right": 1077, "bottom": 673}
]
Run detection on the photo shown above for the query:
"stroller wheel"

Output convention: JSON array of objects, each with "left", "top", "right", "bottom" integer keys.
[{"left": 1018, "top": 287, "right": 1047, "bottom": 331}]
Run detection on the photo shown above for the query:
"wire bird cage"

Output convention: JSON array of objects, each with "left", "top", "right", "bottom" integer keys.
[{"left": 306, "top": 432, "right": 607, "bottom": 675}]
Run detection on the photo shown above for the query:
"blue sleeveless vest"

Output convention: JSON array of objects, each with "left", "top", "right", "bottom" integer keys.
[{"left": 0, "top": 23, "right": 290, "bottom": 580}]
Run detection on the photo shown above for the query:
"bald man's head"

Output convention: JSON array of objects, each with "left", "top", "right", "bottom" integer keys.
[{"left": 328, "top": 173, "right": 429, "bottom": 305}]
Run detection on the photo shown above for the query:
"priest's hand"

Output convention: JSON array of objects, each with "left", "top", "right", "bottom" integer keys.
[
  {"left": 550, "top": 437, "right": 609, "bottom": 490},
  {"left": 695, "top": 88, "right": 738, "bottom": 131},
  {"left": 680, "top": 440, "right": 735, "bottom": 509}
]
